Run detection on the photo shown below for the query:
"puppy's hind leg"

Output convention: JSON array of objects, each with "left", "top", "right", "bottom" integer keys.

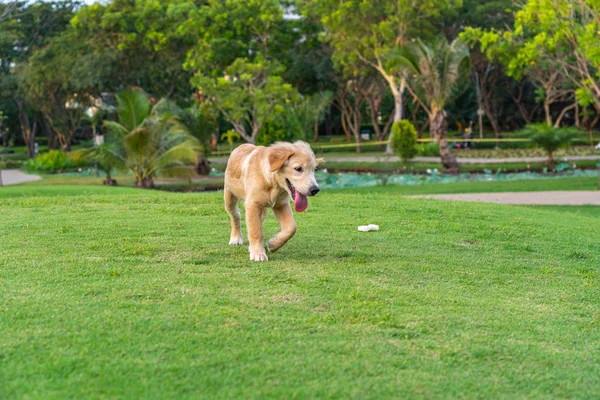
[
  {"left": 267, "top": 204, "right": 296, "bottom": 253},
  {"left": 224, "top": 188, "right": 243, "bottom": 246}
]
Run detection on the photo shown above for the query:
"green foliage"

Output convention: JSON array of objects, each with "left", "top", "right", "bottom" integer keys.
[
  {"left": 69, "top": 0, "right": 198, "bottom": 99},
  {"left": 80, "top": 90, "right": 201, "bottom": 188},
  {"left": 461, "top": 0, "right": 600, "bottom": 119},
  {"left": 283, "top": 91, "right": 333, "bottom": 141},
  {"left": 0, "top": 159, "right": 24, "bottom": 169},
  {"left": 221, "top": 130, "right": 241, "bottom": 146},
  {"left": 310, "top": 0, "right": 461, "bottom": 74},
  {"left": 390, "top": 36, "right": 470, "bottom": 114},
  {"left": 309, "top": 0, "right": 463, "bottom": 121},
  {"left": 192, "top": 57, "right": 298, "bottom": 144},
  {"left": 390, "top": 120, "right": 418, "bottom": 162},
  {"left": 184, "top": 0, "right": 290, "bottom": 73},
  {"left": 23, "top": 150, "right": 88, "bottom": 173},
  {"left": 518, "top": 123, "right": 578, "bottom": 163},
  {"left": 256, "top": 112, "right": 298, "bottom": 146},
  {"left": 154, "top": 99, "right": 216, "bottom": 157},
  {"left": 417, "top": 142, "right": 441, "bottom": 157}
]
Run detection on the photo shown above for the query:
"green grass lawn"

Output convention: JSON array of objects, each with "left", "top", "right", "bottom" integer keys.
[
  {"left": 342, "top": 176, "right": 599, "bottom": 196},
  {"left": 1, "top": 185, "right": 599, "bottom": 398}
]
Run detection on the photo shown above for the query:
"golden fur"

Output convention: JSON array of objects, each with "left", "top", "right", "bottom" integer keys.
[{"left": 224, "top": 141, "right": 323, "bottom": 261}]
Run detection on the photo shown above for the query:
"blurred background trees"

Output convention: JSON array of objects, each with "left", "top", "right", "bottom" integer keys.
[{"left": 0, "top": 0, "right": 598, "bottom": 172}]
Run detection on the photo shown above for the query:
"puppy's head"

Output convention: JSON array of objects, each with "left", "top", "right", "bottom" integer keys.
[{"left": 268, "top": 141, "right": 323, "bottom": 212}]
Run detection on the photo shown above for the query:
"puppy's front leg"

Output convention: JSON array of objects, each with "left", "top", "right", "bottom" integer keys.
[
  {"left": 245, "top": 202, "right": 268, "bottom": 262},
  {"left": 268, "top": 203, "right": 296, "bottom": 253}
]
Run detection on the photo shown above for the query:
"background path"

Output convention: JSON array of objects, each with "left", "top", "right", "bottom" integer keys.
[
  {"left": 412, "top": 191, "right": 600, "bottom": 205},
  {"left": 0, "top": 169, "right": 41, "bottom": 186}
]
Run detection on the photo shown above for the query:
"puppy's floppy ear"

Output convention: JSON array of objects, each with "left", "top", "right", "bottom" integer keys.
[
  {"left": 268, "top": 147, "right": 295, "bottom": 172},
  {"left": 315, "top": 157, "right": 325, "bottom": 165}
]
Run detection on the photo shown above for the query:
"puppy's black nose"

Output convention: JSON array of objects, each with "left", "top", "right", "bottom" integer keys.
[{"left": 310, "top": 186, "right": 320, "bottom": 196}]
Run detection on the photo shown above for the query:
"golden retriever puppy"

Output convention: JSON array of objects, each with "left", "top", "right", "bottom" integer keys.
[{"left": 224, "top": 141, "right": 323, "bottom": 261}]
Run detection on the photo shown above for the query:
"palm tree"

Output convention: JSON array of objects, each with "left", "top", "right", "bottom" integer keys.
[
  {"left": 153, "top": 100, "right": 216, "bottom": 175},
  {"left": 99, "top": 90, "right": 201, "bottom": 188},
  {"left": 390, "top": 36, "right": 470, "bottom": 173}
]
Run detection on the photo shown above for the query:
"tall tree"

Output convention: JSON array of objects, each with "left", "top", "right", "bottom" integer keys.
[
  {"left": 462, "top": 24, "right": 574, "bottom": 127},
  {"left": 0, "top": 1, "right": 79, "bottom": 157},
  {"left": 448, "top": 0, "right": 517, "bottom": 138},
  {"left": 19, "top": 32, "right": 91, "bottom": 151},
  {"left": 303, "top": 0, "right": 461, "bottom": 151},
  {"left": 463, "top": 0, "right": 600, "bottom": 127},
  {"left": 69, "top": 0, "right": 200, "bottom": 100},
  {"left": 185, "top": 0, "right": 293, "bottom": 73},
  {"left": 392, "top": 36, "right": 470, "bottom": 173},
  {"left": 192, "top": 58, "right": 297, "bottom": 144}
]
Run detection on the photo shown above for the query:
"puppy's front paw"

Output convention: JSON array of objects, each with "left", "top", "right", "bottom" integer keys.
[
  {"left": 229, "top": 237, "right": 244, "bottom": 246},
  {"left": 249, "top": 251, "right": 268, "bottom": 262}
]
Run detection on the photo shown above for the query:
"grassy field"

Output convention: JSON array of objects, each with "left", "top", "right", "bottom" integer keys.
[
  {"left": 0, "top": 185, "right": 600, "bottom": 399},
  {"left": 1, "top": 184, "right": 599, "bottom": 398},
  {"left": 348, "top": 176, "right": 599, "bottom": 195}
]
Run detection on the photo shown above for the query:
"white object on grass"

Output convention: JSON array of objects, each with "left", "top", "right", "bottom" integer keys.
[{"left": 358, "top": 224, "right": 380, "bottom": 232}]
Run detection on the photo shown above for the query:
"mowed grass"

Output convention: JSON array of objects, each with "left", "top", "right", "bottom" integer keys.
[
  {"left": 348, "top": 176, "right": 599, "bottom": 195},
  {"left": 1, "top": 185, "right": 600, "bottom": 399}
]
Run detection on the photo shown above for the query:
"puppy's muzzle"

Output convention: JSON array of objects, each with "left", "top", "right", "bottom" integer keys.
[{"left": 309, "top": 185, "right": 320, "bottom": 196}]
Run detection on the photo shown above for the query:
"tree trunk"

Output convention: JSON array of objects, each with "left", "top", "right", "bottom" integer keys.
[
  {"left": 211, "top": 133, "right": 218, "bottom": 151},
  {"left": 340, "top": 113, "right": 353, "bottom": 142},
  {"left": 103, "top": 170, "right": 117, "bottom": 186},
  {"left": 196, "top": 155, "right": 211, "bottom": 176},
  {"left": 15, "top": 99, "right": 37, "bottom": 159},
  {"left": 26, "top": 121, "right": 38, "bottom": 159},
  {"left": 313, "top": 119, "right": 319, "bottom": 142},
  {"left": 431, "top": 110, "right": 458, "bottom": 174},
  {"left": 554, "top": 102, "right": 577, "bottom": 128},
  {"left": 136, "top": 177, "right": 154, "bottom": 189},
  {"left": 385, "top": 79, "right": 406, "bottom": 154},
  {"left": 354, "top": 133, "right": 362, "bottom": 153},
  {"left": 544, "top": 100, "right": 552, "bottom": 126}
]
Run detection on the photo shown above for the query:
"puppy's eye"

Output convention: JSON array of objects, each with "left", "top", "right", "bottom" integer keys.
[{"left": 294, "top": 167, "right": 303, "bottom": 173}]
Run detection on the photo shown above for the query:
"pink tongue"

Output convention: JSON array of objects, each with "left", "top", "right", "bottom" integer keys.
[{"left": 294, "top": 191, "right": 308, "bottom": 212}]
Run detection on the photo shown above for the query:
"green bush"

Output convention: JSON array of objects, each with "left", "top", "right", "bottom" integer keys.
[
  {"left": 23, "top": 150, "right": 89, "bottom": 173},
  {"left": 256, "top": 114, "right": 299, "bottom": 146},
  {"left": 0, "top": 159, "right": 25, "bottom": 169},
  {"left": 518, "top": 123, "right": 578, "bottom": 164},
  {"left": 390, "top": 120, "right": 418, "bottom": 162},
  {"left": 416, "top": 142, "right": 440, "bottom": 157}
]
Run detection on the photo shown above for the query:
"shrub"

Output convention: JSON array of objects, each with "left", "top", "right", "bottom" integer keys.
[
  {"left": 68, "top": 150, "right": 91, "bottom": 168},
  {"left": 417, "top": 142, "right": 440, "bottom": 157},
  {"left": 256, "top": 113, "right": 298, "bottom": 146},
  {"left": 518, "top": 123, "right": 578, "bottom": 164},
  {"left": 0, "top": 159, "right": 24, "bottom": 169},
  {"left": 390, "top": 120, "right": 418, "bottom": 163},
  {"left": 23, "top": 150, "right": 89, "bottom": 173}
]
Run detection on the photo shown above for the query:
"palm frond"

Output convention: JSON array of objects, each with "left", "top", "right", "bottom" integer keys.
[
  {"left": 124, "top": 126, "right": 155, "bottom": 157},
  {"left": 152, "top": 98, "right": 183, "bottom": 119},
  {"left": 402, "top": 36, "right": 471, "bottom": 111},
  {"left": 385, "top": 46, "right": 420, "bottom": 76},
  {"left": 103, "top": 120, "right": 128, "bottom": 140},
  {"left": 116, "top": 89, "right": 151, "bottom": 131}
]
